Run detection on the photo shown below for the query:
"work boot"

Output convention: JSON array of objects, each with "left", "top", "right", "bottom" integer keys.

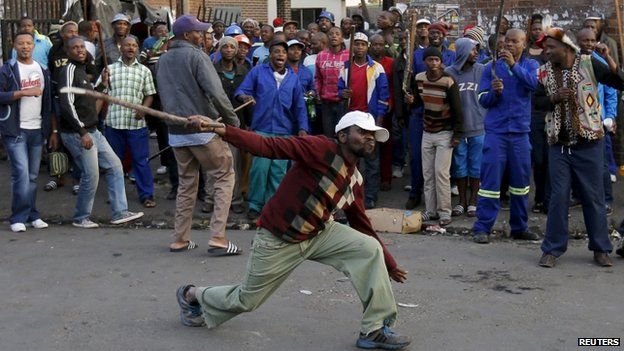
[
  {"left": 511, "top": 231, "right": 540, "bottom": 241},
  {"left": 473, "top": 232, "right": 489, "bottom": 244},
  {"left": 405, "top": 195, "right": 421, "bottom": 210},
  {"left": 593, "top": 252, "right": 613, "bottom": 267},
  {"left": 538, "top": 253, "right": 556, "bottom": 268},
  {"left": 356, "top": 326, "right": 411, "bottom": 350}
]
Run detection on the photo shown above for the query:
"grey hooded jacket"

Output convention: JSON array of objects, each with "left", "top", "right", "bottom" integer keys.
[{"left": 445, "top": 38, "right": 485, "bottom": 138}]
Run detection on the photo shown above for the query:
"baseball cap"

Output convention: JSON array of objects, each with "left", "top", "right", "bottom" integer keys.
[
  {"left": 287, "top": 39, "right": 305, "bottom": 48},
  {"left": 111, "top": 13, "right": 130, "bottom": 24},
  {"left": 416, "top": 18, "right": 431, "bottom": 26},
  {"left": 269, "top": 39, "right": 288, "bottom": 51},
  {"left": 172, "top": 15, "right": 211, "bottom": 36},
  {"left": 353, "top": 32, "right": 369, "bottom": 43},
  {"left": 335, "top": 111, "right": 389, "bottom": 142},
  {"left": 318, "top": 11, "right": 335, "bottom": 23},
  {"left": 234, "top": 34, "right": 251, "bottom": 47}
]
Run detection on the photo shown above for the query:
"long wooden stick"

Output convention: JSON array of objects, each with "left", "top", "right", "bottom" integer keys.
[
  {"left": 615, "top": 0, "right": 624, "bottom": 66},
  {"left": 146, "top": 100, "right": 254, "bottom": 161},
  {"left": 402, "top": 11, "right": 417, "bottom": 95},
  {"left": 491, "top": 0, "right": 505, "bottom": 79},
  {"left": 345, "top": 25, "right": 356, "bottom": 108},
  {"left": 60, "top": 87, "right": 254, "bottom": 128},
  {"left": 95, "top": 21, "right": 110, "bottom": 85}
]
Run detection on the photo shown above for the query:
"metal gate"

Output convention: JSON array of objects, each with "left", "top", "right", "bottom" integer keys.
[{"left": 1, "top": 0, "right": 65, "bottom": 60}]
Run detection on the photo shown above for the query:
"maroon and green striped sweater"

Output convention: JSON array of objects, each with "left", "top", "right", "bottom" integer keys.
[{"left": 224, "top": 126, "right": 398, "bottom": 271}]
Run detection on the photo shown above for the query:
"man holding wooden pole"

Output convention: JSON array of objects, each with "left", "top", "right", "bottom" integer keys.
[{"left": 156, "top": 15, "right": 243, "bottom": 255}]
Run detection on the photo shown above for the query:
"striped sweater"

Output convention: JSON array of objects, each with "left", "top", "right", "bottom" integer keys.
[
  {"left": 415, "top": 71, "right": 464, "bottom": 139},
  {"left": 224, "top": 126, "right": 398, "bottom": 271}
]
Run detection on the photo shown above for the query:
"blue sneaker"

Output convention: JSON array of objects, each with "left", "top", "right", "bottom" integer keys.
[
  {"left": 356, "top": 326, "right": 411, "bottom": 350},
  {"left": 176, "top": 285, "right": 205, "bottom": 327}
]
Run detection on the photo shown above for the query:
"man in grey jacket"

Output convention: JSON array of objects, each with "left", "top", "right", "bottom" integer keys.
[
  {"left": 445, "top": 38, "right": 486, "bottom": 218},
  {"left": 157, "top": 15, "right": 242, "bottom": 256}
]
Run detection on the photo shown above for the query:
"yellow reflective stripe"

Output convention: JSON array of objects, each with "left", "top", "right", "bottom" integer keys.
[
  {"left": 509, "top": 186, "right": 530, "bottom": 196},
  {"left": 478, "top": 189, "right": 500, "bottom": 198}
]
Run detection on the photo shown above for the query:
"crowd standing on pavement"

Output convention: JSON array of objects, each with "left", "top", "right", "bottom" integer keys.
[{"left": 2, "top": 7, "right": 624, "bottom": 350}]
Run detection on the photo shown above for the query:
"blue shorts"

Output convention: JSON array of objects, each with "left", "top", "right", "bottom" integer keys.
[{"left": 452, "top": 135, "right": 484, "bottom": 178}]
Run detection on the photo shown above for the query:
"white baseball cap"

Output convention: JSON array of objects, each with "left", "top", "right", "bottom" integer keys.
[
  {"left": 416, "top": 18, "right": 431, "bottom": 26},
  {"left": 335, "top": 111, "right": 389, "bottom": 142},
  {"left": 353, "top": 32, "right": 369, "bottom": 43}
]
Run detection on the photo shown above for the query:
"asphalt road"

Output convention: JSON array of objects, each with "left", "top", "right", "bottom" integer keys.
[{"left": 1, "top": 226, "right": 622, "bottom": 351}]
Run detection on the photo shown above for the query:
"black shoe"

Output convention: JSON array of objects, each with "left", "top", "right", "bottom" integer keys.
[
  {"left": 511, "top": 231, "right": 540, "bottom": 240},
  {"left": 569, "top": 197, "right": 582, "bottom": 208},
  {"left": 231, "top": 203, "right": 245, "bottom": 214},
  {"left": 500, "top": 198, "right": 510, "bottom": 211},
  {"left": 593, "top": 251, "right": 613, "bottom": 267},
  {"left": 538, "top": 253, "right": 556, "bottom": 268},
  {"left": 365, "top": 200, "right": 376, "bottom": 210},
  {"left": 532, "top": 202, "right": 545, "bottom": 214},
  {"left": 473, "top": 232, "right": 489, "bottom": 244},
  {"left": 201, "top": 203, "right": 214, "bottom": 213},
  {"left": 166, "top": 188, "right": 177, "bottom": 200},
  {"left": 247, "top": 209, "right": 261, "bottom": 221},
  {"left": 356, "top": 326, "right": 411, "bottom": 350},
  {"left": 405, "top": 195, "right": 421, "bottom": 210}
]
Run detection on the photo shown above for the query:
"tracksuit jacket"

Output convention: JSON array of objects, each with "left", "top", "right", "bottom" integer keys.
[
  {"left": 337, "top": 56, "right": 390, "bottom": 118},
  {"left": 0, "top": 59, "right": 52, "bottom": 138},
  {"left": 235, "top": 63, "right": 309, "bottom": 135}
]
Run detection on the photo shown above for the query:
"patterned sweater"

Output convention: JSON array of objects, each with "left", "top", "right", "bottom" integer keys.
[
  {"left": 224, "top": 126, "right": 398, "bottom": 271},
  {"left": 415, "top": 71, "right": 464, "bottom": 139}
]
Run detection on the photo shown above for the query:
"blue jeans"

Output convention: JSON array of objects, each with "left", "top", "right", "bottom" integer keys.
[
  {"left": 105, "top": 126, "right": 154, "bottom": 201},
  {"left": 61, "top": 130, "right": 129, "bottom": 221},
  {"left": 3, "top": 129, "right": 43, "bottom": 224},
  {"left": 408, "top": 111, "right": 424, "bottom": 198},
  {"left": 541, "top": 141, "right": 613, "bottom": 256}
]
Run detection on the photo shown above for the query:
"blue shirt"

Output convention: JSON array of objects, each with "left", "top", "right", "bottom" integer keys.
[{"left": 235, "top": 64, "right": 309, "bottom": 135}]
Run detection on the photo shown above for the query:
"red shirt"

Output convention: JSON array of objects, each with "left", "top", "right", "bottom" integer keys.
[
  {"left": 348, "top": 62, "right": 368, "bottom": 112},
  {"left": 315, "top": 48, "right": 350, "bottom": 102}
]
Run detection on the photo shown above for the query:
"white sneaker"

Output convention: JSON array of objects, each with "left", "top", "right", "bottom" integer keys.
[
  {"left": 392, "top": 166, "right": 403, "bottom": 178},
  {"left": 451, "top": 185, "right": 459, "bottom": 196},
  {"left": 10, "top": 223, "right": 26, "bottom": 232},
  {"left": 403, "top": 185, "right": 412, "bottom": 192},
  {"left": 73, "top": 218, "right": 100, "bottom": 229},
  {"left": 110, "top": 211, "right": 144, "bottom": 225},
  {"left": 610, "top": 174, "right": 617, "bottom": 183},
  {"left": 156, "top": 166, "right": 168, "bottom": 175},
  {"left": 31, "top": 219, "right": 49, "bottom": 229}
]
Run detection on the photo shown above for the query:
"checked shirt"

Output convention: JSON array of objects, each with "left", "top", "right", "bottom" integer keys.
[{"left": 101, "top": 58, "right": 156, "bottom": 130}]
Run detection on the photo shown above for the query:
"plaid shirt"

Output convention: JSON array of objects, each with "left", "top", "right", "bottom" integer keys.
[
  {"left": 101, "top": 58, "right": 156, "bottom": 130},
  {"left": 315, "top": 48, "right": 350, "bottom": 102}
]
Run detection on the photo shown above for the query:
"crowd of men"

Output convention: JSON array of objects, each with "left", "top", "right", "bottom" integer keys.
[{"left": 3, "top": 7, "right": 624, "bottom": 350}]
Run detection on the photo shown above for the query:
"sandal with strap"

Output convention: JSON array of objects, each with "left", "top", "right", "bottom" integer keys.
[
  {"left": 467, "top": 205, "right": 477, "bottom": 217},
  {"left": 170, "top": 240, "right": 198, "bottom": 252},
  {"left": 44, "top": 180, "right": 59, "bottom": 191},
  {"left": 207, "top": 241, "right": 242, "bottom": 256},
  {"left": 451, "top": 204, "right": 465, "bottom": 217}
]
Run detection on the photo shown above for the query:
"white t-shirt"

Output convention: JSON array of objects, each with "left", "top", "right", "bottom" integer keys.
[
  {"left": 274, "top": 70, "right": 287, "bottom": 88},
  {"left": 17, "top": 61, "right": 44, "bottom": 129}
]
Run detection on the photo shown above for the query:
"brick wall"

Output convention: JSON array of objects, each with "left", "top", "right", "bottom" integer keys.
[{"left": 147, "top": 0, "right": 294, "bottom": 24}]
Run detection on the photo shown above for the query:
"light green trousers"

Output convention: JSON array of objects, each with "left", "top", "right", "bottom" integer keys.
[{"left": 195, "top": 220, "right": 398, "bottom": 334}]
